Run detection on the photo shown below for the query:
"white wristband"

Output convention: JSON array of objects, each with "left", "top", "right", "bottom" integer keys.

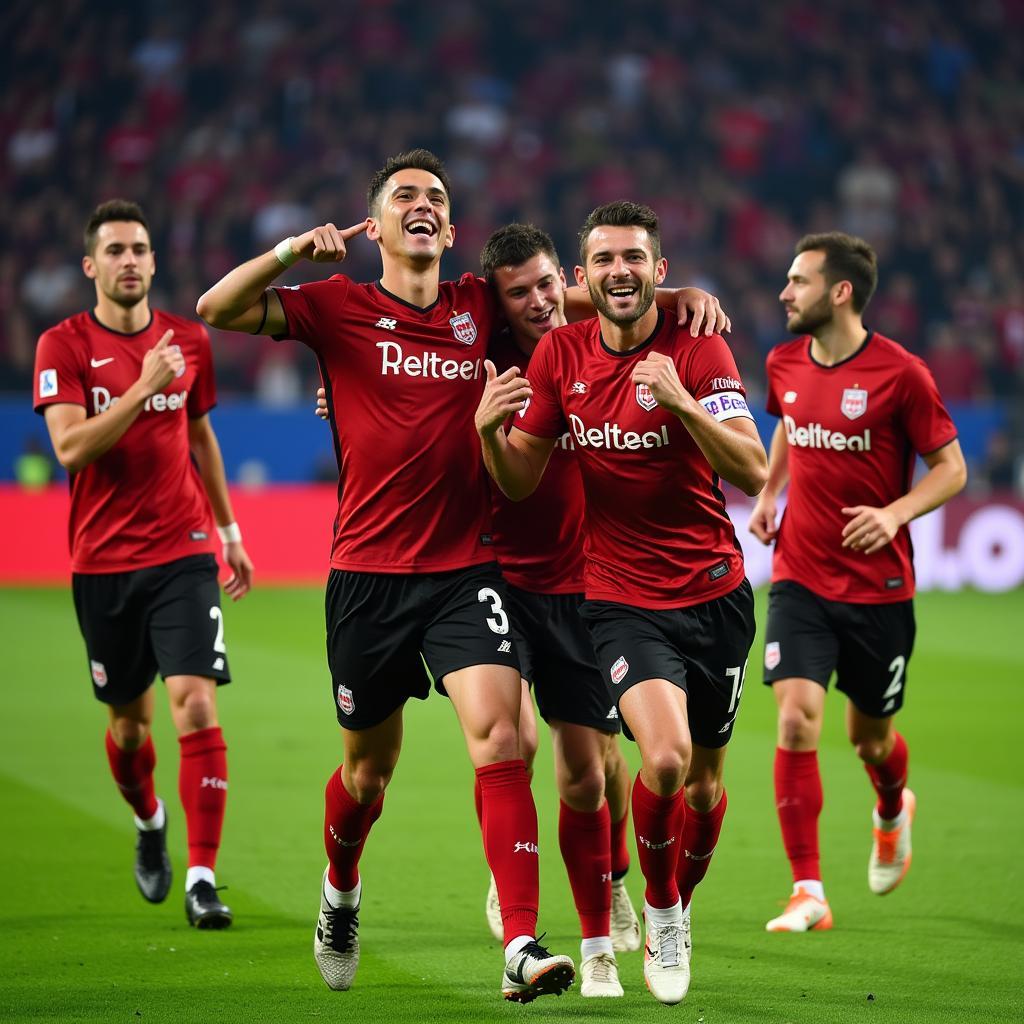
[
  {"left": 274, "top": 237, "right": 299, "bottom": 268},
  {"left": 217, "top": 522, "right": 242, "bottom": 544}
]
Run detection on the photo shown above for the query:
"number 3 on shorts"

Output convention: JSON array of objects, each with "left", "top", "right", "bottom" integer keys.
[{"left": 477, "top": 587, "right": 509, "bottom": 635}]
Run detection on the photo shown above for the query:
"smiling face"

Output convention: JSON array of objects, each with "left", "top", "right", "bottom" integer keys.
[
  {"left": 82, "top": 221, "right": 155, "bottom": 308},
  {"left": 779, "top": 249, "right": 836, "bottom": 334},
  {"left": 366, "top": 168, "right": 454, "bottom": 266},
  {"left": 491, "top": 252, "right": 568, "bottom": 351},
  {"left": 576, "top": 224, "right": 667, "bottom": 326}
]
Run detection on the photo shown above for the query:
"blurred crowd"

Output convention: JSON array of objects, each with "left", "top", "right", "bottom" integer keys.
[{"left": 1, "top": 0, "right": 1022, "bottom": 489}]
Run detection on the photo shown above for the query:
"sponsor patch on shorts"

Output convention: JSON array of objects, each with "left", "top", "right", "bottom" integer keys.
[
  {"left": 764, "top": 641, "right": 781, "bottom": 670},
  {"left": 336, "top": 684, "right": 355, "bottom": 715},
  {"left": 90, "top": 660, "right": 108, "bottom": 687},
  {"left": 610, "top": 656, "right": 629, "bottom": 685}
]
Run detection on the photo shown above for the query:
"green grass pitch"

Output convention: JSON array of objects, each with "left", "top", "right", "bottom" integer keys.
[{"left": 1, "top": 586, "right": 1021, "bottom": 1023}]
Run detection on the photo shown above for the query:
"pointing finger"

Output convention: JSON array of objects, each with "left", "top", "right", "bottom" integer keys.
[{"left": 341, "top": 220, "right": 371, "bottom": 240}]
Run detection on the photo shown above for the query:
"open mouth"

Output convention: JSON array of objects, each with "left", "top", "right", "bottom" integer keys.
[
  {"left": 606, "top": 284, "right": 638, "bottom": 301},
  {"left": 404, "top": 218, "right": 437, "bottom": 238},
  {"left": 529, "top": 309, "right": 555, "bottom": 328}
]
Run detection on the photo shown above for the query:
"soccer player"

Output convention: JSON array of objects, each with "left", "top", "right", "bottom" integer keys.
[
  {"left": 477, "top": 223, "right": 641, "bottom": 997},
  {"left": 33, "top": 199, "right": 253, "bottom": 929},
  {"left": 748, "top": 232, "right": 966, "bottom": 932},
  {"left": 196, "top": 150, "right": 577, "bottom": 1001},
  {"left": 478, "top": 201, "right": 767, "bottom": 1005}
]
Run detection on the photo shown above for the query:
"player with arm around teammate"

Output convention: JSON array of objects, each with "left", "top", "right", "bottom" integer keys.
[
  {"left": 33, "top": 199, "right": 253, "bottom": 929},
  {"left": 478, "top": 201, "right": 767, "bottom": 1005},
  {"left": 748, "top": 232, "right": 966, "bottom": 932}
]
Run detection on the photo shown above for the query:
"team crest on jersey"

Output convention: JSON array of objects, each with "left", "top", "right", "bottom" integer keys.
[
  {"left": 336, "top": 684, "right": 355, "bottom": 716},
  {"left": 90, "top": 660, "right": 108, "bottom": 687},
  {"left": 449, "top": 312, "right": 478, "bottom": 345},
  {"left": 635, "top": 383, "right": 658, "bottom": 412},
  {"left": 168, "top": 344, "right": 186, "bottom": 378},
  {"left": 764, "top": 642, "right": 781, "bottom": 671},
  {"left": 841, "top": 388, "right": 868, "bottom": 420}
]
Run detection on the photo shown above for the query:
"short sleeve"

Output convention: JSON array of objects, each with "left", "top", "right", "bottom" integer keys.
[
  {"left": 684, "top": 333, "right": 754, "bottom": 423},
  {"left": 514, "top": 332, "right": 567, "bottom": 439},
  {"left": 188, "top": 327, "right": 217, "bottom": 418},
  {"left": 899, "top": 356, "right": 958, "bottom": 456},
  {"left": 273, "top": 275, "right": 352, "bottom": 349},
  {"left": 33, "top": 328, "right": 85, "bottom": 414}
]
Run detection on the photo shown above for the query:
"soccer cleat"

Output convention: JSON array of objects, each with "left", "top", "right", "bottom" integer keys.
[
  {"left": 580, "top": 952, "right": 624, "bottom": 997},
  {"left": 134, "top": 813, "right": 172, "bottom": 904},
  {"left": 314, "top": 869, "right": 360, "bottom": 990},
  {"left": 681, "top": 903, "right": 692, "bottom": 963},
  {"left": 184, "top": 880, "right": 233, "bottom": 929},
  {"left": 765, "top": 886, "right": 833, "bottom": 932},
  {"left": 643, "top": 914, "right": 690, "bottom": 1005},
  {"left": 502, "top": 939, "right": 575, "bottom": 1003},
  {"left": 869, "top": 788, "right": 916, "bottom": 895},
  {"left": 485, "top": 874, "right": 503, "bottom": 942},
  {"left": 610, "top": 878, "right": 641, "bottom": 952}
]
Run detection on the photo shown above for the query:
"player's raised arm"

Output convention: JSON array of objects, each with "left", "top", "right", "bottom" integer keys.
[
  {"left": 195, "top": 221, "right": 370, "bottom": 335},
  {"left": 476, "top": 359, "right": 554, "bottom": 500},
  {"left": 748, "top": 421, "right": 790, "bottom": 545},
  {"left": 632, "top": 351, "right": 768, "bottom": 496},
  {"left": 563, "top": 284, "right": 731, "bottom": 337},
  {"left": 43, "top": 330, "right": 183, "bottom": 474}
]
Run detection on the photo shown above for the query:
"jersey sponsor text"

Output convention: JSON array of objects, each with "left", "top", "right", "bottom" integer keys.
[
  {"left": 570, "top": 413, "right": 670, "bottom": 451},
  {"left": 92, "top": 386, "right": 189, "bottom": 415},
  {"left": 377, "top": 339, "right": 482, "bottom": 381},
  {"left": 784, "top": 414, "right": 871, "bottom": 452}
]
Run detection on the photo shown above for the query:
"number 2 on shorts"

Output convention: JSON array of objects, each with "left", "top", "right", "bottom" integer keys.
[{"left": 477, "top": 587, "right": 509, "bottom": 635}]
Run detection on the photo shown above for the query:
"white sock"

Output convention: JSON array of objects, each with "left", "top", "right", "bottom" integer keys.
[
  {"left": 324, "top": 873, "right": 360, "bottom": 909},
  {"left": 877, "top": 806, "right": 906, "bottom": 830},
  {"left": 134, "top": 798, "right": 165, "bottom": 832},
  {"left": 504, "top": 934, "right": 534, "bottom": 961},
  {"left": 644, "top": 898, "right": 682, "bottom": 929},
  {"left": 581, "top": 936, "right": 613, "bottom": 960},
  {"left": 186, "top": 865, "right": 215, "bottom": 890},
  {"left": 795, "top": 879, "right": 825, "bottom": 902}
]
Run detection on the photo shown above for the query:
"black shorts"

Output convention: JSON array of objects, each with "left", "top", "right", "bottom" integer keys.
[
  {"left": 762, "top": 580, "right": 916, "bottom": 718},
  {"left": 580, "top": 579, "right": 756, "bottom": 749},
  {"left": 72, "top": 554, "right": 230, "bottom": 706},
  {"left": 506, "top": 585, "right": 621, "bottom": 734},
  {"left": 325, "top": 562, "right": 521, "bottom": 730}
]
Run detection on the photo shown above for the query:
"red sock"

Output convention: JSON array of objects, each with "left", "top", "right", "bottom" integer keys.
[
  {"left": 324, "top": 767, "right": 383, "bottom": 892},
  {"left": 676, "top": 789, "right": 728, "bottom": 908},
  {"left": 559, "top": 801, "right": 612, "bottom": 939},
  {"left": 864, "top": 732, "right": 908, "bottom": 820},
  {"left": 631, "top": 773, "right": 685, "bottom": 909},
  {"left": 610, "top": 805, "right": 631, "bottom": 878},
  {"left": 105, "top": 730, "right": 158, "bottom": 821},
  {"left": 178, "top": 727, "right": 228, "bottom": 869},
  {"left": 476, "top": 760, "right": 538, "bottom": 943},
  {"left": 774, "top": 747, "right": 823, "bottom": 882}
]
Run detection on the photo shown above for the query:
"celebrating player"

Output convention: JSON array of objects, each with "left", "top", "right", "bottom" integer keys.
[
  {"left": 748, "top": 232, "right": 966, "bottom": 932},
  {"left": 33, "top": 199, "right": 253, "bottom": 929},
  {"left": 478, "top": 201, "right": 767, "bottom": 1005}
]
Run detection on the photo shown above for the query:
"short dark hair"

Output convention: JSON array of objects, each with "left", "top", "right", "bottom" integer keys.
[
  {"left": 366, "top": 149, "right": 453, "bottom": 217},
  {"left": 795, "top": 232, "right": 878, "bottom": 313},
  {"left": 84, "top": 199, "right": 150, "bottom": 255},
  {"left": 479, "top": 223, "right": 560, "bottom": 281},
  {"left": 578, "top": 200, "right": 661, "bottom": 264}
]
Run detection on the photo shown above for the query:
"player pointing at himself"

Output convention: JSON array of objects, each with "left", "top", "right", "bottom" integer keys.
[
  {"left": 749, "top": 232, "right": 966, "bottom": 932},
  {"left": 33, "top": 199, "right": 252, "bottom": 928}
]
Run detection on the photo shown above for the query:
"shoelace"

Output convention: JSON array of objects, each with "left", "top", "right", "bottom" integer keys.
[
  {"left": 587, "top": 953, "right": 617, "bottom": 982},
  {"left": 654, "top": 925, "right": 680, "bottom": 967},
  {"left": 322, "top": 904, "right": 359, "bottom": 953}
]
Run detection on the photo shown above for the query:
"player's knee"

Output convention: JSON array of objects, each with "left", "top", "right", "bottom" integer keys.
[
  {"left": 176, "top": 689, "right": 217, "bottom": 733},
  {"left": 346, "top": 761, "right": 393, "bottom": 803},
  {"left": 479, "top": 718, "right": 521, "bottom": 764},
  {"left": 558, "top": 762, "right": 606, "bottom": 811},
  {"left": 110, "top": 718, "right": 149, "bottom": 750},
  {"left": 852, "top": 737, "right": 888, "bottom": 765},
  {"left": 519, "top": 724, "right": 539, "bottom": 770},
  {"left": 644, "top": 746, "right": 689, "bottom": 795},
  {"left": 685, "top": 775, "right": 723, "bottom": 813},
  {"left": 778, "top": 704, "right": 817, "bottom": 748}
]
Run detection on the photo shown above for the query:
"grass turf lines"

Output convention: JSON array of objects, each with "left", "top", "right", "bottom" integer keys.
[{"left": 1, "top": 586, "right": 1021, "bottom": 1023}]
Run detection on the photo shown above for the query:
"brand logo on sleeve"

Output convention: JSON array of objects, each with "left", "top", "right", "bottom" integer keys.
[
  {"left": 841, "top": 388, "right": 868, "bottom": 420},
  {"left": 635, "top": 383, "right": 658, "bottom": 411},
  {"left": 449, "top": 311, "right": 478, "bottom": 345},
  {"left": 39, "top": 369, "right": 58, "bottom": 397}
]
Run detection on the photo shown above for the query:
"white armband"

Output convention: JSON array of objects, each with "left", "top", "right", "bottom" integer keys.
[
  {"left": 698, "top": 391, "right": 753, "bottom": 422},
  {"left": 217, "top": 522, "right": 242, "bottom": 544}
]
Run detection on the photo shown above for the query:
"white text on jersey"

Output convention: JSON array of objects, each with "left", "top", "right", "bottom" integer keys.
[
  {"left": 377, "top": 340, "right": 482, "bottom": 381},
  {"left": 784, "top": 414, "right": 871, "bottom": 451},
  {"left": 92, "top": 387, "right": 188, "bottom": 415},
  {"left": 569, "top": 413, "right": 670, "bottom": 450}
]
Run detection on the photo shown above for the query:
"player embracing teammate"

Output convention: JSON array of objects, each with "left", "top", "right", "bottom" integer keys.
[
  {"left": 749, "top": 232, "right": 966, "bottom": 931},
  {"left": 479, "top": 201, "right": 768, "bottom": 1005}
]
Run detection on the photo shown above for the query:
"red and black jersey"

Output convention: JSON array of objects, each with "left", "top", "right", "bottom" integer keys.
[
  {"left": 33, "top": 310, "right": 218, "bottom": 573},
  {"left": 487, "top": 330, "right": 585, "bottom": 594},
  {"left": 275, "top": 273, "right": 501, "bottom": 573},
  {"left": 765, "top": 331, "right": 958, "bottom": 602},
  {"left": 516, "top": 311, "right": 753, "bottom": 610}
]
